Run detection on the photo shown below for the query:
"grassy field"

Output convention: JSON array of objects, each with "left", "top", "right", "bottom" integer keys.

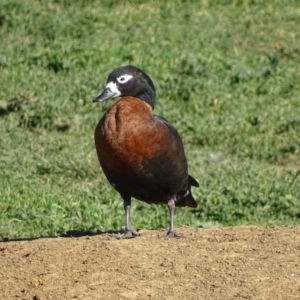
[{"left": 0, "top": 0, "right": 300, "bottom": 240}]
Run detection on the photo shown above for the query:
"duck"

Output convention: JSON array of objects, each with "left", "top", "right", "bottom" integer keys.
[{"left": 93, "top": 65, "right": 199, "bottom": 238}]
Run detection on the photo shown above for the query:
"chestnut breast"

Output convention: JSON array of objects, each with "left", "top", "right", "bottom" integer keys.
[{"left": 94, "top": 96, "right": 188, "bottom": 201}]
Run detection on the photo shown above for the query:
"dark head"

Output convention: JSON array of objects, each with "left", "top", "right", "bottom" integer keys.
[{"left": 93, "top": 65, "right": 156, "bottom": 109}]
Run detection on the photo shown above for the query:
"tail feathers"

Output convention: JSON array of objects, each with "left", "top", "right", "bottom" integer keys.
[
  {"left": 176, "top": 174, "right": 199, "bottom": 208},
  {"left": 184, "top": 193, "right": 197, "bottom": 208},
  {"left": 176, "top": 193, "right": 197, "bottom": 208}
]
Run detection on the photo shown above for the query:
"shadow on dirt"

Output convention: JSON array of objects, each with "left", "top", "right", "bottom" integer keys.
[{"left": 1, "top": 229, "right": 125, "bottom": 243}]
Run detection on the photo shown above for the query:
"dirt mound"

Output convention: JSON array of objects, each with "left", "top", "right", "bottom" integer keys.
[{"left": 1, "top": 226, "right": 299, "bottom": 299}]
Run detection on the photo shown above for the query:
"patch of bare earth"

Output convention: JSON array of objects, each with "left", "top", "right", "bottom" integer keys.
[{"left": 1, "top": 226, "right": 299, "bottom": 300}]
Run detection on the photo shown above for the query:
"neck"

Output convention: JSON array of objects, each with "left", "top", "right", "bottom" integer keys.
[{"left": 137, "top": 90, "right": 156, "bottom": 109}]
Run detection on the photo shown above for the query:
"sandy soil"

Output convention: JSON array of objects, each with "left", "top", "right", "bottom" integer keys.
[{"left": 0, "top": 226, "right": 299, "bottom": 300}]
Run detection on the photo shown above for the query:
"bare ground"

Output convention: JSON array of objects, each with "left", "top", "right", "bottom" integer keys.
[{"left": 1, "top": 226, "right": 300, "bottom": 300}]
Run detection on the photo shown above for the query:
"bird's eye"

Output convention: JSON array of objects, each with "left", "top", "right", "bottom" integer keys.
[{"left": 117, "top": 74, "right": 133, "bottom": 84}]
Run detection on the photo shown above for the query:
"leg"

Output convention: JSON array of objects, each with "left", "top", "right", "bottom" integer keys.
[
  {"left": 166, "top": 198, "right": 180, "bottom": 238},
  {"left": 117, "top": 197, "right": 139, "bottom": 239}
]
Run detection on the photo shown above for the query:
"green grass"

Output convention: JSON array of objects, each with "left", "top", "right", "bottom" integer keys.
[{"left": 0, "top": 0, "right": 300, "bottom": 239}]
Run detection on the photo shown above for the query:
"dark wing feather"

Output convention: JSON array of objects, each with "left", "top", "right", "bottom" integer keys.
[
  {"left": 154, "top": 116, "right": 199, "bottom": 207},
  {"left": 189, "top": 174, "right": 199, "bottom": 187}
]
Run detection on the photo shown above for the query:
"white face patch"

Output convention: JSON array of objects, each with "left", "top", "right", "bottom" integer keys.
[
  {"left": 105, "top": 81, "right": 121, "bottom": 97},
  {"left": 116, "top": 74, "right": 133, "bottom": 84}
]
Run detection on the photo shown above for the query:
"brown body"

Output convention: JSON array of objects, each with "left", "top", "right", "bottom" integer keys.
[{"left": 95, "top": 96, "right": 195, "bottom": 207}]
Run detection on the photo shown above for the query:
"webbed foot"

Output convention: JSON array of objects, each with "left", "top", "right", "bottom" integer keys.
[
  {"left": 116, "top": 229, "right": 139, "bottom": 239},
  {"left": 164, "top": 230, "right": 180, "bottom": 238}
]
